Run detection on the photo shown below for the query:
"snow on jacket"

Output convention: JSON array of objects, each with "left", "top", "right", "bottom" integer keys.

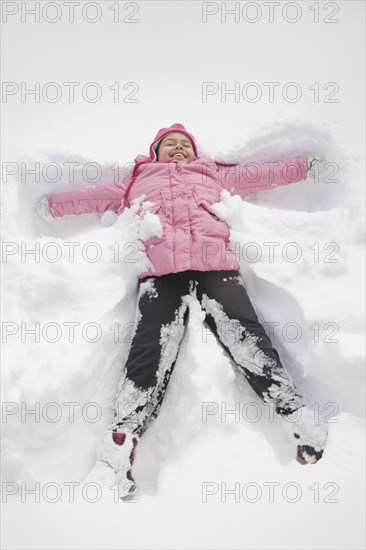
[{"left": 41, "top": 123, "right": 310, "bottom": 279}]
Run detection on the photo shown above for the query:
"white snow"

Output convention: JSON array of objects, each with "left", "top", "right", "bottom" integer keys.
[{"left": 1, "top": 2, "right": 365, "bottom": 549}]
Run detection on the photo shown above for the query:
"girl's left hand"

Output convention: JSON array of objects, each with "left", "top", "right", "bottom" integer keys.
[
  {"left": 308, "top": 155, "right": 325, "bottom": 180},
  {"left": 101, "top": 210, "right": 118, "bottom": 226}
]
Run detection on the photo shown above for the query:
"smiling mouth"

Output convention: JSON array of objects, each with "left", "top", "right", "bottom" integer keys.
[{"left": 172, "top": 152, "right": 185, "bottom": 159}]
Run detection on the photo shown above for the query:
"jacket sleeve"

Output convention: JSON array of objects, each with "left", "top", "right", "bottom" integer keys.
[
  {"left": 220, "top": 157, "right": 310, "bottom": 198},
  {"left": 46, "top": 181, "right": 128, "bottom": 219}
]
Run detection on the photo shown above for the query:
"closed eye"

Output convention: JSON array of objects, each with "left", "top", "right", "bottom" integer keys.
[{"left": 165, "top": 140, "right": 192, "bottom": 147}]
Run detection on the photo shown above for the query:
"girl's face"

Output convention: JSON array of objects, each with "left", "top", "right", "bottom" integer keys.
[{"left": 157, "top": 132, "right": 195, "bottom": 163}]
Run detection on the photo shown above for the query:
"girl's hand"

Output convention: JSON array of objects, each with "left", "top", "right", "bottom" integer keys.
[
  {"left": 308, "top": 155, "right": 325, "bottom": 180},
  {"left": 101, "top": 210, "right": 118, "bottom": 226},
  {"left": 34, "top": 195, "right": 55, "bottom": 222}
]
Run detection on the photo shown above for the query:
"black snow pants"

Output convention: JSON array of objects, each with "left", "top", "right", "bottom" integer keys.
[{"left": 112, "top": 270, "right": 306, "bottom": 437}]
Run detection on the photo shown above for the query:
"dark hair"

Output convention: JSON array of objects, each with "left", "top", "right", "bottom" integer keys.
[{"left": 155, "top": 140, "right": 162, "bottom": 158}]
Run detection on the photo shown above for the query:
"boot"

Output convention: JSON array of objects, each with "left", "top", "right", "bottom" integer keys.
[
  {"left": 97, "top": 429, "right": 139, "bottom": 499},
  {"left": 283, "top": 406, "right": 328, "bottom": 464}
]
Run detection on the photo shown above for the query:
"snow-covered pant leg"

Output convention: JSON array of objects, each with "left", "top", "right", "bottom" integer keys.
[
  {"left": 196, "top": 270, "right": 306, "bottom": 415},
  {"left": 112, "top": 272, "right": 191, "bottom": 437}
]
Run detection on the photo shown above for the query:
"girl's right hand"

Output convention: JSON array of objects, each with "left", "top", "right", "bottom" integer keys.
[{"left": 34, "top": 195, "right": 55, "bottom": 222}]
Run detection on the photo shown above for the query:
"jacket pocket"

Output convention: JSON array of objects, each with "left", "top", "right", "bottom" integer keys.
[
  {"left": 192, "top": 188, "right": 221, "bottom": 221},
  {"left": 199, "top": 201, "right": 221, "bottom": 222},
  {"left": 147, "top": 203, "right": 162, "bottom": 215}
]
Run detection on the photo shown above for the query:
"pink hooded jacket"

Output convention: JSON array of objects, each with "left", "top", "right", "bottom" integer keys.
[{"left": 46, "top": 123, "right": 310, "bottom": 279}]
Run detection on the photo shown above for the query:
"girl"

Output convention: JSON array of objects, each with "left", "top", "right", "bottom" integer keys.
[{"left": 35, "top": 123, "right": 328, "bottom": 499}]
